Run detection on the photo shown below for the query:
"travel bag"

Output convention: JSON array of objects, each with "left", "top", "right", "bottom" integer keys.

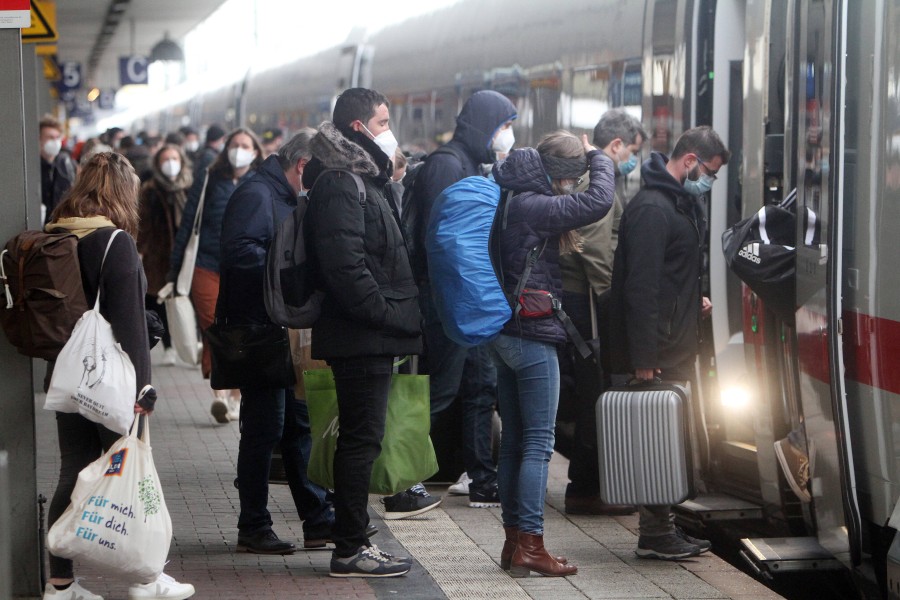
[{"left": 596, "top": 381, "right": 695, "bottom": 505}]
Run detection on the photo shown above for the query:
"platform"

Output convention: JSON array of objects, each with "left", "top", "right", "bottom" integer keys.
[{"left": 32, "top": 351, "right": 784, "bottom": 600}]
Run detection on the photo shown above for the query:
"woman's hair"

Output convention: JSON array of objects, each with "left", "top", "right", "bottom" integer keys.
[
  {"left": 537, "top": 130, "right": 585, "bottom": 254},
  {"left": 51, "top": 151, "right": 140, "bottom": 237},
  {"left": 209, "top": 127, "right": 263, "bottom": 178}
]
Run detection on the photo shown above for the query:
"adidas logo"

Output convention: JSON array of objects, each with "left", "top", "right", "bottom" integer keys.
[{"left": 738, "top": 243, "right": 762, "bottom": 264}]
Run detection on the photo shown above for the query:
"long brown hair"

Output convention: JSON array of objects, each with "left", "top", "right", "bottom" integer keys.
[
  {"left": 537, "top": 130, "right": 585, "bottom": 254},
  {"left": 208, "top": 127, "right": 263, "bottom": 178},
  {"left": 51, "top": 151, "right": 140, "bottom": 237}
]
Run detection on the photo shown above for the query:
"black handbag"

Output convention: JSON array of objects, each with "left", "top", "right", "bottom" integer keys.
[{"left": 206, "top": 320, "right": 296, "bottom": 390}]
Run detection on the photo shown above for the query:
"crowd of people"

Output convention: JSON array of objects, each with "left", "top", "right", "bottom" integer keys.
[{"left": 36, "top": 85, "right": 737, "bottom": 597}]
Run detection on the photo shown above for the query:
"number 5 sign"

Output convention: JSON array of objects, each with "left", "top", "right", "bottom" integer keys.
[{"left": 58, "top": 61, "right": 81, "bottom": 91}]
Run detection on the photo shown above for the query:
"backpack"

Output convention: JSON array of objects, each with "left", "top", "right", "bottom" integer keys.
[
  {"left": 425, "top": 176, "right": 511, "bottom": 346},
  {"left": 0, "top": 230, "right": 88, "bottom": 360},
  {"left": 264, "top": 169, "right": 367, "bottom": 328}
]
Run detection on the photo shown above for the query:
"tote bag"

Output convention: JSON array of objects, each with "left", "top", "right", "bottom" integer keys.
[
  {"left": 47, "top": 417, "right": 173, "bottom": 584},
  {"left": 45, "top": 230, "right": 137, "bottom": 435},
  {"left": 164, "top": 295, "right": 199, "bottom": 365},
  {"left": 304, "top": 366, "right": 438, "bottom": 495}
]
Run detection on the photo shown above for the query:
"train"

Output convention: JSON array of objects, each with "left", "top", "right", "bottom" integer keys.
[{"left": 120, "top": 0, "right": 900, "bottom": 597}]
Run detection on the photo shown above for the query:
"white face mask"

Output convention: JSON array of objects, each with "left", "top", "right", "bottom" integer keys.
[
  {"left": 361, "top": 123, "right": 399, "bottom": 160},
  {"left": 492, "top": 127, "right": 515, "bottom": 154},
  {"left": 161, "top": 159, "right": 182, "bottom": 179},
  {"left": 228, "top": 147, "right": 256, "bottom": 169},
  {"left": 185, "top": 139, "right": 200, "bottom": 153},
  {"left": 42, "top": 139, "right": 62, "bottom": 159}
]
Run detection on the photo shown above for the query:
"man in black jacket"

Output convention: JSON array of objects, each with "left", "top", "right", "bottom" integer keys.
[
  {"left": 219, "top": 130, "right": 334, "bottom": 556},
  {"left": 610, "top": 126, "right": 729, "bottom": 560},
  {"left": 303, "top": 88, "right": 423, "bottom": 578},
  {"left": 406, "top": 91, "right": 517, "bottom": 508}
]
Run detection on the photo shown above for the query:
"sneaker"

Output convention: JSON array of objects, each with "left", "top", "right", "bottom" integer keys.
[
  {"left": 162, "top": 347, "right": 178, "bottom": 366},
  {"left": 382, "top": 483, "right": 442, "bottom": 519},
  {"left": 370, "top": 543, "right": 413, "bottom": 564},
  {"left": 43, "top": 579, "right": 104, "bottom": 600},
  {"left": 675, "top": 527, "right": 711, "bottom": 554},
  {"left": 635, "top": 533, "right": 702, "bottom": 560},
  {"left": 448, "top": 472, "right": 472, "bottom": 496},
  {"left": 226, "top": 392, "right": 241, "bottom": 421},
  {"left": 128, "top": 573, "right": 194, "bottom": 600},
  {"left": 774, "top": 437, "right": 812, "bottom": 502},
  {"left": 329, "top": 546, "right": 411, "bottom": 578},
  {"left": 469, "top": 483, "right": 501, "bottom": 508},
  {"left": 237, "top": 529, "right": 297, "bottom": 554},
  {"left": 210, "top": 390, "right": 230, "bottom": 424}
]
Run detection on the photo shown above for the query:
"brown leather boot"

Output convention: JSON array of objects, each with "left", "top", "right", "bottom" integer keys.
[
  {"left": 509, "top": 531, "right": 577, "bottom": 577},
  {"left": 501, "top": 526, "right": 569, "bottom": 571}
]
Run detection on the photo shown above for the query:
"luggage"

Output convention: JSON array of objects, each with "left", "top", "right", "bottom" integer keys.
[{"left": 596, "top": 382, "right": 695, "bottom": 505}]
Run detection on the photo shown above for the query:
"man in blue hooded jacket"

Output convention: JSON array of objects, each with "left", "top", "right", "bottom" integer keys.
[{"left": 401, "top": 90, "right": 517, "bottom": 512}]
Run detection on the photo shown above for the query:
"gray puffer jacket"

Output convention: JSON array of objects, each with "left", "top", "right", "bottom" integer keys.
[{"left": 491, "top": 148, "right": 615, "bottom": 344}]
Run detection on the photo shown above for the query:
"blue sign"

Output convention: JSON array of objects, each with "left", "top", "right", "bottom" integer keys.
[
  {"left": 119, "top": 56, "right": 148, "bottom": 85},
  {"left": 58, "top": 62, "right": 82, "bottom": 92},
  {"left": 98, "top": 89, "right": 115, "bottom": 110}
]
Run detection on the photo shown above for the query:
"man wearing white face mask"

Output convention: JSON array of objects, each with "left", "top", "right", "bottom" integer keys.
[{"left": 39, "top": 115, "right": 76, "bottom": 224}]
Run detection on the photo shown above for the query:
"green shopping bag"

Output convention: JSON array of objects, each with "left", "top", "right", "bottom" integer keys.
[{"left": 304, "top": 368, "right": 439, "bottom": 495}]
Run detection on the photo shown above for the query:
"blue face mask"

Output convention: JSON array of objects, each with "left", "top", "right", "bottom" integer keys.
[
  {"left": 618, "top": 154, "right": 638, "bottom": 176},
  {"left": 683, "top": 172, "right": 714, "bottom": 196}
]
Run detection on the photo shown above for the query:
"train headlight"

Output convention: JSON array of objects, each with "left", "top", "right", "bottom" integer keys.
[{"left": 720, "top": 385, "right": 751, "bottom": 409}]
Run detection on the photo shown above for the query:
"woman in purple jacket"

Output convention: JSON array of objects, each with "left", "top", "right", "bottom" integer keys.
[{"left": 489, "top": 131, "right": 615, "bottom": 578}]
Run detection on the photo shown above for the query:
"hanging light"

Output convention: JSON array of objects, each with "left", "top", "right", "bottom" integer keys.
[{"left": 149, "top": 32, "right": 184, "bottom": 63}]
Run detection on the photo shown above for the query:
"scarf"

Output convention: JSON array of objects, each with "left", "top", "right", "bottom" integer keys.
[{"left": 45, "top": 216, "right": 116, "bottom": 239}]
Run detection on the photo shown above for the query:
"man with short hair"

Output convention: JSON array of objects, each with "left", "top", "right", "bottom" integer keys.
[
  {"left": 193, "top": 123, "right": 226, "bottom": 179},
  {"left": 218, "top": 129, "right": 334, "bottom": 555},
  {"left": 303, "top": 88, "right": 423, "bottom": 577},
  {"left": 261, "top": 127, "right": 284, "bottom": 158},
  {"left": 559, "top": 109, "right": 646, "bottom": 516},
  {"left": 610, "top": 125, "right": 729, "bottom": 560},
  {"left": 179, "top": 125, "right": 201, "bottom": 160},
  {"left": 38, "top": 115, "right": 75, "bottom": 223}
]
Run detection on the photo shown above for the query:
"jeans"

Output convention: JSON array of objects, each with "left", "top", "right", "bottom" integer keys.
[
  {"left": 237, "top": 387, "right": 332, "bottom": 536},
  {"left": 329, "top": 356, "right": 394, "bottom": 557},
  {"left": 48, "top": 412, "right": 121, "bottom": 579},
  {"left": 420, "top": 284, "right": 498, "bottom": 490},
  {"left": 488, "top": 334, "right": 560, "bottom": 535}
]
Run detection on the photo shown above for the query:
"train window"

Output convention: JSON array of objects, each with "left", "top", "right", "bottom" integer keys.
[
  {"left": 569, "top": 66, "right": 610, "bottom": 133},
  {"left": 649, "top": 0, "right": 677, "bottom": 153}
]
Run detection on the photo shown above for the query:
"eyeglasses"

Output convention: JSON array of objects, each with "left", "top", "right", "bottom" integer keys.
[{"left": 696, "top": 157, "right": 719, "bottom": 181}]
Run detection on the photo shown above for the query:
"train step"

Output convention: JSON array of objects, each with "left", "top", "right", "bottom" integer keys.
[
  {"left": 673, "top": 493, "right": 763, "bottom": 527},
  {"left": 739, "top": 537, "right": 843, "bottom": 579}
]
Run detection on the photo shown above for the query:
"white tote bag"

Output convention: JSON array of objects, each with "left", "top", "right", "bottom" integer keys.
[
  {"left": 45, "top": 230, "right": 137, "bottom": 435},
  {"left": 175, "top": 170, "right": 209, "bottom": 296},
  {"left": 48, "top": 417, "right": 173, "bottom": 584},
  {"left": 164, "top": 295, "right": 200, "bottom": 365}
]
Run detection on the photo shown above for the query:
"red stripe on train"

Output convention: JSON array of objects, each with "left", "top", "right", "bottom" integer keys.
[{"left": 842, "top": 310, "right": 900, "bottom": 396}]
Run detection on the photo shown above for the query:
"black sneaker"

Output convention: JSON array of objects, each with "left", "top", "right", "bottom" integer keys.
[
  {"left": 468, "top": 483, "right": 501, "bottom": 508},
  {"left": 675, "top": 527, "right": 711, "bottom": 554},
  {"left": 304, "top": 523, "right": 378, "bottom": 549},
  {"left": 329, "top": 546, "right": 410, "bottom": 578},
  {"left": 237, "top": 529, "right": 296, "bottom": 555},
  {"left": 635, "top": 533, "right": 702, "bottom": 560},
  {"left": 382, "top": 483, "right": 442, "bottom": 520}
]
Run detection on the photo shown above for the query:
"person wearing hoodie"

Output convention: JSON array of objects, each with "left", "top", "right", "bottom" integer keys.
[
  {"left": 161, "top": 128, "right": 263, "bottom": 424},
  {"left": 138, "top": 143, "right": 193, "bottom": 365},
  {"left": 488, "top": 130, "right": 615, "bottom": 578},
  {"left": 404, "top": 90, "right": 517, "bottom": 511},
  {"left": 609, "top": 125, "right": 729, "bottom": 560},
  {"left": 217, "top": 130, "right": 336, "bottom": 556},
  {"left": 39, "top": 115, "right": 76, "bottom": 224},
  {"left": 303, "top": 88, "right": 423, "bottom": 578}
]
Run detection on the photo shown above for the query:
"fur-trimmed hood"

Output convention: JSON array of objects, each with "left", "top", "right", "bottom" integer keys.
[{"left": 310, "top": 121, "right": 380, "bottom": 176}]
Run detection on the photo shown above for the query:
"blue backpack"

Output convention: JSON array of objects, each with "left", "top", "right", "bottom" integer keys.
[{"left": 425, "top": 176, "right": 511, "bottom": 347}]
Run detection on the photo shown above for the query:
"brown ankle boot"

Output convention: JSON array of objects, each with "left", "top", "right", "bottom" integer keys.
[
  {"left": 501, "top": 526, "right": 569, "bottom": 571},
  {"left": 509, "top": 531, "right": 577, "bottom": 577}
]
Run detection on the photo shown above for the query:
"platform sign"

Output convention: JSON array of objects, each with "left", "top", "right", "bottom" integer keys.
[
  {"left": 0, "top": 0, "right": 30, "bottom": 28},
  {"left": 119, "top": 56, "right": 148, "bottom": 85},
  {"left": 98, "top": 89, "right": 115, "bottom": 110},
  {"left": 57, "top": 61, "right": 81, "bottom": 92},
  {"left": 22, "top": 0, "right": 55, "bottom": 42}
]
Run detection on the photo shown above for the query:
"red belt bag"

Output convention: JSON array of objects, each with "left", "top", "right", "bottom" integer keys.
[{"left": 517, "top": 288, "right": 559, "bottom": 318}]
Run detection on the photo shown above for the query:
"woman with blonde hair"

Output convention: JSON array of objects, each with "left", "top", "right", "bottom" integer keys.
[
  {"left": 43, "top": 152, "right": 194, "bottom": 599},
  {"left": 488, "top": 130, "right": 615, "bottom": 577}
]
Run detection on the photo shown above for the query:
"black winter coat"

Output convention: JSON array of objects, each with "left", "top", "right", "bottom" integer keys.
[
  {"left": 492, "top": 148, "right": 616, "bottom": 344},
  {"left": 303, "top": 122, "right": 422, "bottom": 359},
  {"left": 218, "top": 155, "right": 296, "bottom": 324},
  {"left": 609, "top": 151, "right": 703, "bottom": 375}
]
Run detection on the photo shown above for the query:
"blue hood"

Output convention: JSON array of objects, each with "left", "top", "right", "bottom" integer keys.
[{"left": 452, "top": 90, "right": 518, "bottom": 165}]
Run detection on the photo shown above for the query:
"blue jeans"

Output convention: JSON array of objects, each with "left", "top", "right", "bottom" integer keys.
[
  {"left": 237, "top": 387, "right": 332, "bottom": 536},
  {"left": 420, "top": 284, "right": 498, "bottom": 490},
  {"left": 488, "top": 334, "right": 560, "bottom": 535}
]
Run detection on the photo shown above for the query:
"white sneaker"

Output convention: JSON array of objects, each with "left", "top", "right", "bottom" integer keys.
[
  {"left": 43, "top": 579, "right": 104, "bottom": 600},
  {"left": 447, "top": 472, "right": 472, "bottom": 496},
  {"left": 210, "top": 390, "right": 230, "bottom": 424},
  {"left": 162, "top": 347, "right": 178, "bottom": 366},
  {"left": 128, "top": 572, "right": 195, "bottom": 600},
  {"left": 226, "top": 392, "right": 241, "bottom": 421}
]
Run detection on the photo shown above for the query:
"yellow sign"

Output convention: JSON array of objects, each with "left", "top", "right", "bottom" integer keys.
[
  {"left": 22, "top": 0, "right": 55, "bottom": 43},
  {"left": 42, "top": 55, "right": 59, "bottom": 81},
  {"left": 36, "top": 43, "right": 55, "bottom": 56}
]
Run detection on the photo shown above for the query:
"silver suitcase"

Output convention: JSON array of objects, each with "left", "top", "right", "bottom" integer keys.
[{"left": 596, "top": 383, "right": 695, "bottom": 505}]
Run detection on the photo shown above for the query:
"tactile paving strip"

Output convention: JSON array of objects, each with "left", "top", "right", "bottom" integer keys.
[{"left": 371, "top": 501, "right": 531, "bottom": 599}]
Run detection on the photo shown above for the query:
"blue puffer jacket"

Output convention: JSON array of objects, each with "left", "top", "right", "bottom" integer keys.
[
  {"left": 168, "top": 165, "right": 255, "bottom": 280},
  {"left": 492, "top": 148, "right": 616, "bottom": 344}
]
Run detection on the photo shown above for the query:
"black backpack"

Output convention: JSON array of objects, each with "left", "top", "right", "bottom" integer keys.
[{"left": 263, "top": 170, "right": 367, "bottom": 328}]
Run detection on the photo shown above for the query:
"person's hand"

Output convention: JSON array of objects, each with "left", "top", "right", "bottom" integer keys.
[
  {"left": 634, "top": 368, "right": 661, "bottom": 382},
  {"left": 581, "top": 134, "right": 598, "bottom": 154},
  {"left": 701, "top": 296, "right": 713, "bottom": 318},
  {"left": 157, "top": 282, "right": 175, "bottom": 304},
  {"left": 134, "top": 402, "right": 153, "bottom": 416}
]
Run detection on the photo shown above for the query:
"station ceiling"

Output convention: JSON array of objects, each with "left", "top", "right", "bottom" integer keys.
[{"left": 55, "top": 0, "right": 228, "bottom": 89}]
